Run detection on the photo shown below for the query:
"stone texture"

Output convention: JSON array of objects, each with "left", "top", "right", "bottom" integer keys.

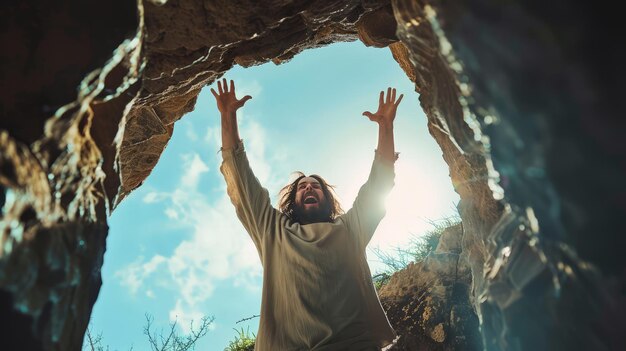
[
  {"left": 1, "top": 0, "right": 625, "bottom": 350},
  {"left": 392, "top": 1, "right": 626, "bottom": 350},
  {"left": 114, "top": 0, "right": 392, "bottom": 204},
  {"left": 0, "top": 1, "right": 142, "bottom": 349},
  {"left": 357, "top": 5, "right": 399, "bottom": 48},
  {"left": 0, "top": 1, "right": 390, "bottom": 349},
  {"left": 379, "top": 224, "right": 482, "bottom": 350}
]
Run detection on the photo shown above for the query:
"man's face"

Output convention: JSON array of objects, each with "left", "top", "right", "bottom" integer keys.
[{"left": 294, "top": 176, "right": 328, "bottom": 223}]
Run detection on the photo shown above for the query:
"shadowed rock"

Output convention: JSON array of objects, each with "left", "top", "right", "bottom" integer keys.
[{"left": 1, "top": 0, "right": 624, "bottom": 350}]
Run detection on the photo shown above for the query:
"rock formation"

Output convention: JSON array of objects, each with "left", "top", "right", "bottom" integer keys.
[
  {"left": 379, "top": 223, "right": 482, "bottom": 350},
  {"left": 1, "top": 0, "right": 624, "bottom": 350}
]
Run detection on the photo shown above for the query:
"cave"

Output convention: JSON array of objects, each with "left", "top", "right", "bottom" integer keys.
[{"left": 1, "top": 1, "right": 624, "bottom": 350}]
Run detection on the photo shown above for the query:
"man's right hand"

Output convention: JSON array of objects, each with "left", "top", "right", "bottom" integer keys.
[
  {"left": 211, "top": 78, "right": 251, "bottom": 150},
  {"left": 210, "top": 78, "right": 252, "bottom": 116}
]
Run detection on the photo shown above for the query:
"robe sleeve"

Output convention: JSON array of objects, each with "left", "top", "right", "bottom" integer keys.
[
  {"left": 342, "top": 151, "right": 396, "bottom": 249},
  {"left": 220, "top": 140, "right": 280, "bottom": 259}
]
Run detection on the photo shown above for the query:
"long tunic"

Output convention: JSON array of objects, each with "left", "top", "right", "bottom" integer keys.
[{"left": 220, "top": 141, "right": 396, "bottom": 351}]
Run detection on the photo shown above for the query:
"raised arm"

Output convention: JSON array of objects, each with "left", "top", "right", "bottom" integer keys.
[
  {"left": 344, "top": 88, "right": 403, "bottom": 248},
  {"left": 211, "top": 79, "right": 278, "bottom": 257},
  {"left": 362, "top": 87, "right": 403, "bottom": 164},
  {"left": 211, "top": 78, "right": 252, "bottom": 150}
]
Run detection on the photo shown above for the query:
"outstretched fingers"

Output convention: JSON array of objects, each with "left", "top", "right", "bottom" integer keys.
[
  {"left": 380, "top": 87, "right": 401, "bottom": 106},
  {"left": 364, "top": 87, "right": 403, "bottom": 125},
  {"left": 362, "top": 111, "right": 377, "bottom": 122},
  {"left": 240, "top": 95, "right": 252, "bottom": 105},
  {"left": 214, "top": 78, "right": 240, "bottom": 97},
  {"left": 395, "top": 93, "right": 404, "bottom": 107}
]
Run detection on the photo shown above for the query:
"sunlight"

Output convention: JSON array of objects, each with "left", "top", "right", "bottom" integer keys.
[
  {"left": 369, "top": 157, "right": 458, "bottom": 273},
  {"left": 380, "top": 161, "right": 456, "bottom": 246},
  {"left": 91, "top": 41, "right": 460, "bottom": 350}
]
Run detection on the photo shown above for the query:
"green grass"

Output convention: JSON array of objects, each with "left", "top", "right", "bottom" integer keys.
[
  {"left": 372, "top": 216, "right": 461, "bottom": 291},
  {"left": 224, "top": 327, "right": 256, "bottom": 351}
]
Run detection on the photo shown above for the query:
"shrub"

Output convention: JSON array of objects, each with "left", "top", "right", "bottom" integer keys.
[
  {"left": 224, "top": 327, "right": 255, "bottom": 351},
  {"left": 371, "top": 216, "right": 461, "bottom": 290}
]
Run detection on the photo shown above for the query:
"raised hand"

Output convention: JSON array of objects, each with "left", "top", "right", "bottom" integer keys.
[
  {"left": 210, "top": 78, "right": 252, "bottom": 116},
  {"left": 362, "top": 87, "right": 403, "bottom": 127}
]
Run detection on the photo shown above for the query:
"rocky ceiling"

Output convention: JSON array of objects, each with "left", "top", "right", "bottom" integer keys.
[{"left": 1, "top": 0, "right": 624, "bottom": 350}]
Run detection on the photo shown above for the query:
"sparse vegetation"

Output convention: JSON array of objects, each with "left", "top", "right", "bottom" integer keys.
[
  {"left": 372, "top": 272, "right": 392, "bottom": 291},
  {"left": 83, "top": 314, "right": 214, "bottom": 351},
  {"left": 224, "top": 327, "right": 256, "bottom": 351},
  {"left": 372, "top": 216, "right": 461, "bottom": 290},
  {"left": 144, "top": 314, "right": 214, "bottom": 351},
  {"left": 84, "top": 328, "right": 113, "bottom": 351}
]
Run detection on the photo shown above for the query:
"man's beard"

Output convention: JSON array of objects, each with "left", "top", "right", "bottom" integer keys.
[{"left": 294, "top": 201, "right": 332, "bottom": 224}]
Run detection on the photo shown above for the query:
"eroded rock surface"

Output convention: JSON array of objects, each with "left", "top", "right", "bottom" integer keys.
[
  {"left": 393, "top": 1, "right": 626, "bottom": 350},
  {"left": 1, "top": 1, "right": 141, "bottom": 350},
  {"left": 379, "top": 224, "right": 482, "bottom": 350},
  {"left": 114, "top": 0, "right": 397, "bottom": 206},
  {"left": 1, "top": 0, "right": 624, "bottom": 350}
]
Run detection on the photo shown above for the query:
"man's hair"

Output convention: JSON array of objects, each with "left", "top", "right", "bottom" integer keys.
[{"left": 278, "top": 172, "right": 344, "bottom": 223}]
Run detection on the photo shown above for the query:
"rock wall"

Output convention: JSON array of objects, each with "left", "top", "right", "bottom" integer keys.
[
  {"left": 1, "top": 0, "right": 624, "bottom": 350},
  {"left": 0, "top": 1, "right": 141, "bottom": 350},
  {"left": 393, "top": 1, "right": 625, "bottom": 350},
  {"left": 379, "top": 223, "right": 482, "bottom": 350}
]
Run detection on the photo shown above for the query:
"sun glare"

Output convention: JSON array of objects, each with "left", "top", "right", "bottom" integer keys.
[
  {"left": 370, "top": 157, "right": 458, "bottom": 270},
  {"left": 93, "top": 41, "right": 460, "bottom": 350}
]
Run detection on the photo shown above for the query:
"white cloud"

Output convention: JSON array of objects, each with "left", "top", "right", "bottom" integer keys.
[
  {"left": 232, "top": 79, "right": 262, "bottom": 101},
  {"left": 165, "top": 208, "right": 179, "bottom": 220},
  {"left": 116, "top": 255, "right": 167, "bottom": 295},
  {"left": 156, "top": 183, "right": 264, "bottom": 330},
  {"left": 169, "top": 299, "right": 217, "bottom": 334},
  {"left": 206, "top": 110, "right": 286, "bottom": 195},
  {"left": 205, "top": 125, "right": 221, "bottom": 150},
  {"left": 143, "top": 192, "right": 159, "bottom": 204},
  {"left": 185, "top": 122, "right": 199, "bottom": 141},
  {"left": 163, "top": 194, "right": 262, "bottom": 305},
  {"left": 180, "top": 153, "right": 209, "bottom": 189},
  {"left": 240, "top": 118, "right": 271, "bottom": 185},
  {"left": 142, "top": 191, "right": 170, "bottom": 204},
  {"left": 116, "top": 114, "right": 283, "bottom": 329},
  {"left": 119, "top": 194, "right": 263, "bottom": 329}
]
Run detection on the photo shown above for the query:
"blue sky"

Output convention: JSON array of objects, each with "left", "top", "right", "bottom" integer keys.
[{"left": 87, "top": 41, "right": 459, "bottom": 350}]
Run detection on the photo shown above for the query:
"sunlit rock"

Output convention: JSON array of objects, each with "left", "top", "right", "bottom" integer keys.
[
  {"left": 1, "top": 0, "right": 624, "bottom": 350},
  {"left": 379, "top": 224, "right": 482, "bottom": 350}
]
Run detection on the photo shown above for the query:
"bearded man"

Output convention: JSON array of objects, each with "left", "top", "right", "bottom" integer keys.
[{"left": 212, "top": 78, "right": 403, "bottom": 351}]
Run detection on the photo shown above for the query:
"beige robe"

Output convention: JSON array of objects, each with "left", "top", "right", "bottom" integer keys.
[{"left": 221, "top": 141, "right": 396, "bottom": 351}]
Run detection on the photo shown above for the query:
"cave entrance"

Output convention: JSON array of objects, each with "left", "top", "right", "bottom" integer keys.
[{"left": 89, "top": 41, "right": 459, "bottom": 349}]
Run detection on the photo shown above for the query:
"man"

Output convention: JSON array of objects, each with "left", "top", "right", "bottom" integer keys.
[{"left": 212, "top": 78, "right": 403, "bottom": 350}]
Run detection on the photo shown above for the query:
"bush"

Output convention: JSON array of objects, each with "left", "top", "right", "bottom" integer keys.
[
  {"left": 224, "top": 327, "right": 255, "bottom": 351},
  {"left": 371, "top": 216, "right": 461, "bottom": 290}
]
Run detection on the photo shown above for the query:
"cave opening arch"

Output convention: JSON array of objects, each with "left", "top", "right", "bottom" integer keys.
[
  {"left": 1, "top": 1, "right": 624, "bottom": 351},
  {"left": 94, "top": 39, "right": 463, "bottom": 350}
]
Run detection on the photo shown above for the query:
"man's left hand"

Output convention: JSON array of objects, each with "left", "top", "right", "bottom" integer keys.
[{"left": 362, "top": 87, "right": 403, "bottom": 127}]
